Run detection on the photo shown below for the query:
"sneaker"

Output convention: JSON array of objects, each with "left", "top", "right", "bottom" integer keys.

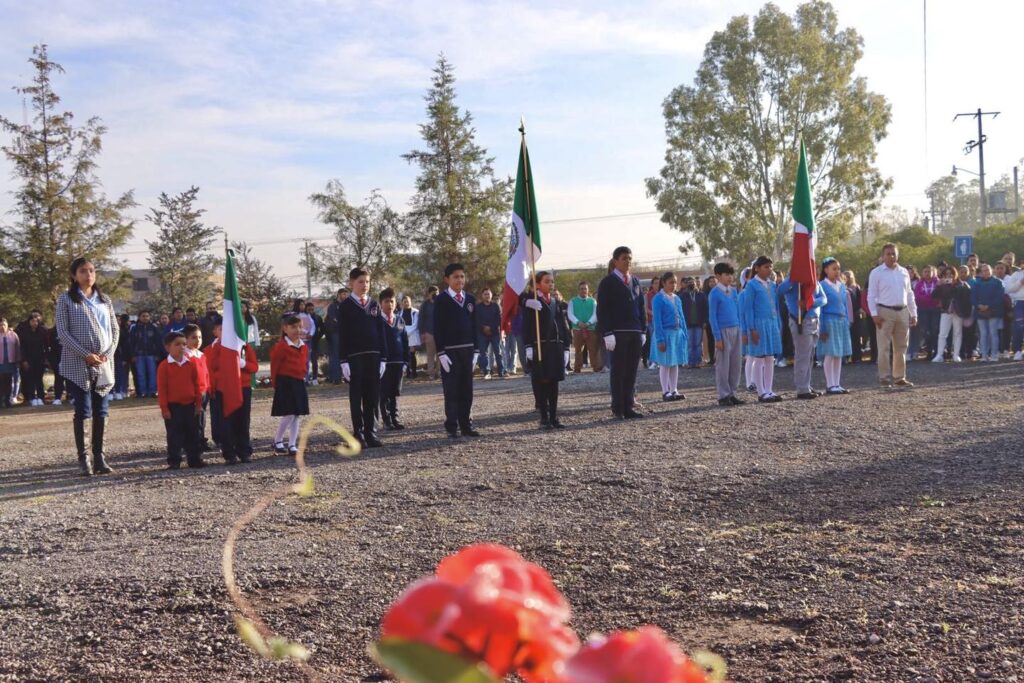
[
  {"left": 484, "top": 373, "right": 492, "bottom": 380},
  {"left": 775, "top": 359, "right": 787, "bottom": 367},
  {"left": 894, "top": 379, "right": 914, "bottom": 388},
  {"left": 931, "top": 356, "right": 943, "bottom": 363},
  {"left": 311, "top": 379, "right": 319, "bottom": 386},
  {"left": 1014, "top": 351, "right": 1023, "bottom": 361},
  {"left": 51, "top": 399, "right": 62, "bottom": 406},
  {"left": 952, "top": 356, "right": 962, "bottom": 363}
]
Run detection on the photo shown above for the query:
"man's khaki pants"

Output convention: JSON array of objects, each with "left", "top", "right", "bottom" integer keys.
[
  {"left": 422, "top": 333, "right": 438, "bottom": 379},
  {"left": 572, "top": 329, "right": 603, "bottom": 372},
  {"left": 876, "top": 306, "right": 910, "bottom": 382}
]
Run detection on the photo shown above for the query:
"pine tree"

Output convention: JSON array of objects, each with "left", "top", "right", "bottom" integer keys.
[
  {"left": 144, "top": 187, "right": 222, "bottom": 313},
  {"left": 0, "top": 44, "right": 135, "bottom": 315},
  {"left": 231, "top": 240, "right": 290, "bottom": 334},
  {"left": 402, "top": 55, "right": 512, "bottom": 291}
]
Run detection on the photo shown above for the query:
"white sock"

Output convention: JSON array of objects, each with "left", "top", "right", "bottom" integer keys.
[
  {"left": 752, "top": 357, "right": 766, "bottom": 396},
  {"left": 668, "top": 366, "right": 679, "bottom": 393},
  {"left": 658, "top": 366, "right": 672, "bottom": 394},
  {"left": 288, "top": 416, "right": 301, "bottom": 447},
  {"left": 275, "top": 417, "right": 291, "bottom": 444},
  {"left": 833, "top": 357, "right": 843, "bottom": 387},
  {"left": 745, "top": 356, "right": 756, "bottom": 386},
  {"left": 761, "top": 357, "right": 775, "bottom": 395}
]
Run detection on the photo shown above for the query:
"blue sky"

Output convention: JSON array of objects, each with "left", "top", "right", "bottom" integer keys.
[{"left": 2, "top": 0, "right": 1024, "bottom": 290}]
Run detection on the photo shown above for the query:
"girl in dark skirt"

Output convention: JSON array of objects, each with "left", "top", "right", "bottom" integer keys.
[
  {"left": 270, "top": 315, "right": 310, "bottom": 456},
  {"left": 523, "top": 271, "right": 569, "bottom": 428}
]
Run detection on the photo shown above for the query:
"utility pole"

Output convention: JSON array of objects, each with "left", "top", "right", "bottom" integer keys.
[
  {"left": 1015, "top": 165, "right": 1020, "bottom": 220},
  {"left": 304, "top": 240, "right": 312, "bottom": 299},
  {"left": 954, "top": 108, "right": 999, "bottom": 228}
]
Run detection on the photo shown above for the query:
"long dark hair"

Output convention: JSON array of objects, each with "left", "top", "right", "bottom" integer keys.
[{"left": 67, "top": 257, "right": 106, "bottom": 304}]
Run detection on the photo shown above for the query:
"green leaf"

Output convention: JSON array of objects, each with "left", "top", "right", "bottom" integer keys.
[{"left": 371, "top": 638, "right": 498, "bottom": 683}]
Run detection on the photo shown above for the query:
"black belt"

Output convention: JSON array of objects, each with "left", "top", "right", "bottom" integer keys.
[{"left": 878, "top": 304, "right": 905, "bottom": 311}]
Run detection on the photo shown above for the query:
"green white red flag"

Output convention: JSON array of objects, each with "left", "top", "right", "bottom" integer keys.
[
  {"left": 501, "top": 132, "right": 543, "bottom": 331},
  {"left": 789, "top": 139, "right": 818, "bottom": 313},
  {"left": 218, "top": 248, "right": 248, "bottom": 417}
]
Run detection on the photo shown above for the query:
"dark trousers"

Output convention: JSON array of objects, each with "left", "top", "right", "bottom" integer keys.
[
  {"left": 441, "top": 346, "right": 474, "bottom": 433},
  {"left": 218, "top": 388, "right": 252, "bottom": 460},
  {"left": 69, "top": 381, "right": 111, "bottom": 420},
  {"left": 196, "top": 392, "right": 210, "bottom": 447},
  {"left": 348, "top": 353, "right": 380, "bottom": 438},
  {"left": 608, "top": 332, "right": 641, "bottom": 416},
  {"left": 379, "top": 363, "right": 404, "bottom": 422},
  {"left": 21, "top": 363, "right": 45, "bottom": 401},
  {"left": 963, "top": 323, "right": 978, "bottom": 357},
  {"left": 0, "top": 373, "right": 11, "bottom": 407},
  {"left": 327, "top": 331, "right": 341, "bottom": 383},
  {"left": 531, "top": 377, "right": 560, "bottom": 419},
  {"left": 849, "top": 318, "right": 863, "bottom": 362},
  {"left": 209, "top": 393, "right": 223, "bottom": 445},
  {"left": 165, "top": 402, "right": 201, "bottom": 466}
]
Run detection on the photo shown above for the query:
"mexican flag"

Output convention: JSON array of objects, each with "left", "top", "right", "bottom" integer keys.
[
  {"left": 789, "top": 139, "right": 818, "bottom": 314},
  {"left": 218, "top": 248, "right": 248, "bottom": 417},
  {"left": 501, "top": 131, "right": 542, "bottom": 331}
]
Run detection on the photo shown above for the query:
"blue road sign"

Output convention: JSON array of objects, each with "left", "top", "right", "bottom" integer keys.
[{"left": 954, "top": 236, "right": 973, "bottom": 263}]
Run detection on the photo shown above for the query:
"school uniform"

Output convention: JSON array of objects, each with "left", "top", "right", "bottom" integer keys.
[
  {"left": 379, "top": 311, "right": 409, "bottom": 429},
  {"left": 187, "top": 348, "right": 212, "bottom": 449},
  {"left": 270, "top": 338, "right": 310, "bottom": 416},
  {"left": 708, "top": 283, "right": 742, "bottom": 401},
  {"left": 338, "top": 295, "right": 388, "bottom": 444},
  {"left": 157, "top": 355, "right": 204, "bottom": 468},
  {"left": 649, "top": 291, "right": 688, "bottom": 367},
  {"left": 680, "top": 289, "right": 707, "bottom": 368},
  {"left": 777, "top": 279, "right": 826, "bottom": 395},
  {"left": 434, "top": 288, "right": 478, "bottom": 436},
  {"left": 597, "top": 269, "right": 647, "bottom": 418},
  {"left": 817, "top": 279, "right": 853, "bottom": 358},
  {"left": 207, "top": 341, "right": 259, "bottom": 462},
  {"left": 740, "top": 277, "right": 783, "bottom": 357},
  {"left": 523, "top": 292, "right": 568, "bottom": 427}
]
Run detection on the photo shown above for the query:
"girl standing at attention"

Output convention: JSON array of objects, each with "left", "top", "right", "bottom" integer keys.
[
  {"left": 817, "top": 257, "right": 853, "bottom": 394},
  {"left": 270, "top": 315, "right": 310, "bottom": 456},
  {"left": 740, "top": 256, "right": 783, "bottom": 403},
  {"left": 649, "top": 271, "right": 688, "bottom": 401}
]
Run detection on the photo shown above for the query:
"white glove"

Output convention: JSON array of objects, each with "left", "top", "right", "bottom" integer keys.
[
  {"left": 641, "top": 334, "right": 647, "bottom": 347},
  {"left": 604, "top": 334, "right": 616, "bottom": 352},
  {"left": 341, "top": 362, "right": 351, "bottom": 382},
  {"left": 564, "top": 350, "right": 570, "bottom": 366},
  {"left": 526, "top": 347, "right": 534, "bottom": 361},
  {"left": 439, "top": 354, "right": 452, "bottom": 373},
  {"left": 238, "top": 355, "right": 246, "bottom": 369},
  {"left": 525, "top": 299, "right": 543, "bottom": 311},
  {"left": 379, "top": 361, "right": 386, "bottom": 378},
  {"left": 472, "top": 352, "right": 479, "bottom": 367}
]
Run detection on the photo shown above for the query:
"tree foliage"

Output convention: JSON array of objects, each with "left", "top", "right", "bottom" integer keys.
[
  {"left": 306, "top": 180, "right": 405, "bottom": 288},
  {"left": 0, "top": 44, "right": 135, "bottom": 315},
  {"left": 143, "top": 186, "right": 222, "bottom": 312},
  {"left": 402, "top": 55, "right": 513, "bottom": 293},
  {"left": 925, "top": 173, "right": 1018, "bottom": 235},
  {"left": 231, "top": 240, "right": 291, "bottom": 334},
  {"left": 646, "top": 1, "right": 891, "bottom": 265}
]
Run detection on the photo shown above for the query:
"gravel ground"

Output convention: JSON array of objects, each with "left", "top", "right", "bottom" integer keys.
[{"left": 1, "top": 359, "right": 1022, "bottom": 682}]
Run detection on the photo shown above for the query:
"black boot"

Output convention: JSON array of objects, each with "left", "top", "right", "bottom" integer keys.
[
  {"left": 548, "top": 386, "right": 564, "bottom": 428},
  {"left": 74, "top": 418, "right": 92, "bottom": 476},
  {"left": 91, "top": 416, "right": 113, "bottom": 474},
  {"left": 389, "top": 399, "right": 405, "bottom": 430}
]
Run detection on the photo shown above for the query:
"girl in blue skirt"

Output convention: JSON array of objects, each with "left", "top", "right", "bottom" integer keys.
[
  {"left": 817, "top": 257, "right": 853, "bottom": 394},
  {"left": 650, "top": 271, "right": 688, "bottom": 401},
  {"left": 740, "top": 256, "right": 783, "bottom": 402}
]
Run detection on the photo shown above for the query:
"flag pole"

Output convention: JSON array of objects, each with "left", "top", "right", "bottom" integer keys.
[{"left": 520, "top": 118, "right": 542, "bottom": 362}]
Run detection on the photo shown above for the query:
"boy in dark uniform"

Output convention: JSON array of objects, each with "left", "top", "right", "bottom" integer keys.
[
  {"left": 378, "top": 287, "right": 408, "bottom": 430},
  {"left": 338, "top": 268, "right": 387, "bottom": 448},
  {"left": 434, "top": 263, "right": 480, "bottom": 438},
  {"left": 597, "top": 246, "right": 647, "bottom": 418},
  {"left": 523, "top": 271, "right": 569, "bottom": 428}
]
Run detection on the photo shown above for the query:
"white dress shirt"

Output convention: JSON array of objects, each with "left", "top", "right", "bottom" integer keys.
[{"left": 867, "top": 264, "right": 917, "bottom": 318}]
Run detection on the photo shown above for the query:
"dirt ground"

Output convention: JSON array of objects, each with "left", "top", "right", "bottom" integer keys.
[{"left": 1, "top": 359, "right": 1022, "bottom": 682}]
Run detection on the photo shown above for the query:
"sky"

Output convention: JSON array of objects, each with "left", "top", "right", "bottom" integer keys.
[{"left": 1, "top": 0, "right": 1023, "bottom": 291}]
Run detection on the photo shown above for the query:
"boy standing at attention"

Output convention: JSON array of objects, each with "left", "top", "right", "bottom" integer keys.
[
  {"left": 435, "top": 263, "right": 480, "bottom": 438},
  {"left": 157, "top": 331, "right": 206, "bottom": 469},
  {"left": 183, "top": 323, "right": 212, "bottom": 451},
  {"left": 378, "top": 288, "right": 409, "bottom": 430},
  {"left": 708, "top": 263, "right": 745, "bottom": 407},
  {"left": 338, "top": 268, "right": 387, "bottom": 448},
  {"left": 208, "top": 318, "right": 260, "bottom": 463}
]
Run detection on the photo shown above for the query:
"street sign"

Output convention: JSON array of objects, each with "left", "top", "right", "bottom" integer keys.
[{"left": 954, "top": 236, "right": 973, "bottom": 263}]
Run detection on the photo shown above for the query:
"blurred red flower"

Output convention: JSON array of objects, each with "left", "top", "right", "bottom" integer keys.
[{"left": 563, "top": 626, "right": 710, "bottom": 683}]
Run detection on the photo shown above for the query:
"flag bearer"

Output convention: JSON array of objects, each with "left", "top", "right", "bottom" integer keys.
[{"left": 523, "top": 271, "right": 569, "bottom": 428}]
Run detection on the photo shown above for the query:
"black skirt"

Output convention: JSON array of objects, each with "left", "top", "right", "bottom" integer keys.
[
  {"left": 528, "top": 340, "right": 566, "bottom": 382},
  {"left": 271, "top": 375, "right": 309, "bottom": 416}
]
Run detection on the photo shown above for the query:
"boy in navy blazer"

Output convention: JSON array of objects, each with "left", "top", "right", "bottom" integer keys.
[
  {"left": 597, "top": 246, "right": 647, "bottom": 418},
  {"left": 338, "top": 267, "right": 387, "bottom": 448},
  {"left": 434, "top": 263, "right": 480, "bottom": 438}
]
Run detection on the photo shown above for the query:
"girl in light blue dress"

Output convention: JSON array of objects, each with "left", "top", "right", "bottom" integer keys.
[
  {"left": 816, "top": 257, "right": 853, "bottom": 394},
  {"left": 740, "top": 256, "right": 783, "bottom": 402},
  {"left": 650, "top": 272, "right": 688, "bottom": 401}
]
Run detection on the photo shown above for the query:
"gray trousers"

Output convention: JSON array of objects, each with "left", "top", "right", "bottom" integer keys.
[
  {"left": 714, "top": 327, "right": 742, "bottom": 399},
  {"left": 788, "top": 316, "right": 819, "bottom": 393}
]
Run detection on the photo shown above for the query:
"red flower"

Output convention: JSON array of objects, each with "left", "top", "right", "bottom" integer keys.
[
  {"left": 380, "top": 544, "right": 578, "bottom": 680},
  {"left": 563, "top": 627, "right": 710, "bottom": 683}
]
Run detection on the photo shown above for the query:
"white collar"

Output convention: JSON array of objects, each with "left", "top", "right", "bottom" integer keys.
[
  {"left": 168, "top": 355, "right": 190, "bottom": 366},
  {"left": 286, "top": 337, "right": 305, "bottom": 349},
  {"left": 447, "top": 287, "right": 465, "bottom": 301},
  {"left": 615, "top": 269, "right": 630, "bottom": 283},
  {"left": 186, "top": 347, "right": 203, "bottom": 358},
  {"left": 716, "top": 283, "right": 732, "bottom": 293},
  {"left": 755, "top": 275, "right": 770, "bottom": 287}
]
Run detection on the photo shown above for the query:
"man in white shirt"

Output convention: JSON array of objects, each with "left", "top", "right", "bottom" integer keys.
[{"left": 867, "top": 243, "right": 918, "bottom": 387}]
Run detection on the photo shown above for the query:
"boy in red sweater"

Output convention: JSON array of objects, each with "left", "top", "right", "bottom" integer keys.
[
  {"left": 157, "top": 332, "right": 206, "bottom": 469},
  {"left": 207, "top": 318, "right": 260, "bottom": 464},
  {"left": 183, "top": 323, "right": 213, "bottom": 452}
]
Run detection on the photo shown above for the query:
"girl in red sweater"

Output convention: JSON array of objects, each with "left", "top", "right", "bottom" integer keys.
[{"left": 270, "top": 315, "right": 309, "bottom": 456}]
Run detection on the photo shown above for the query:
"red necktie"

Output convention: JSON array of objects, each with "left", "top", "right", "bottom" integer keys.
[
  {"left": 623, "top": 273, "right": 630, "bottom": 286},
  {"left": 456, "top": 293, "right": 464, "bottom": 304}
]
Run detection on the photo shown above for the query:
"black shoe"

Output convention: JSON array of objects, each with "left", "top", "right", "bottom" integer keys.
[
  {"left": 662, "top": 393, "right": 674, "bottom": 402},
  {"left": 550, "top": 418, "right": 565, "bottom": 428},
  {"left": 167, "top": 462, "right": 181, "bottom": 470},
  {"left": 273, "top": 442, "right": 287, "bottom": 455},
  {"left": 758, "top": 394, "right": 778, "bottom": 403},
  {"left": 224, "top": 455, "right": 239, "bottom": 465},
  {"left": 391, "top": 420, "right": 406, "bottom": 430},
  {"left": 612, "top": 411, "right": 623, "bottom": 419},
  {"left": 729, "top": 395, "right": 746, "bottom": 406},
  {"left": 446, "top": 431, "right": 461, "bottom": 439},
  {"left": 747, "top": 383, "right": 757, "bottom": 392},
  {"left": 623, "top": 410, "right": 644, "bottom": 419},
  {"left": 797, "top": 392, "right": 818, "bottom": 400},
  {"left": 539, "top": 415, "right": 551, "bottom": 429},
  {"left": 812, "top": 389, "right": 824, "bottom": 397},
  {"left": 288, "top": 445, "right": 299, "bottom": 456},
  {"left": 188, "top": 458, "right": 208, "bottom": 468},
  {"left": 461, "top": 428, "right": 482, "bottom": 437},
  {"left": 239, "top": 453, "right": 252, "bottom": 463},
  {"left": 672, "top": 392, "right": 685, "bottom": 401},
  {"left": 718, "top": 397, "right": 733, "bottom": 406},
  {"left": 365, "top": 435, "right": 383, "bottom": 448}
]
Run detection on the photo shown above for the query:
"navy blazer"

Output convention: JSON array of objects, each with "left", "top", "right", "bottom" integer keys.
[{"left": 596, "top": 272, "right": 646, "bottom": 336}]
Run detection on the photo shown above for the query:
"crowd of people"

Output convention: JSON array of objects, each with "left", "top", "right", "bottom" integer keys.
[{"left": 0, "top": 246, "right": 1021, "bottom": 475}]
